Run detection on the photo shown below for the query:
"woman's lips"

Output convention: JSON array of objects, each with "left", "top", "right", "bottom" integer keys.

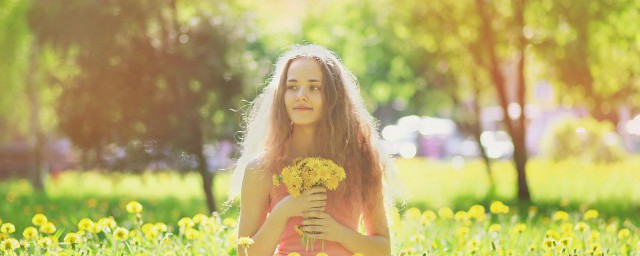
[{"left": 293, "top": 107, "right": 313, "bottom": 111}]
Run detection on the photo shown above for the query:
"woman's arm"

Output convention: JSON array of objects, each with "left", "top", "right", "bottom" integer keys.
[
  {"left": 237, "top": 162, "right": 328, "bottom": 256},
  {"left": 338, "top": 199, "right": 391, "bottom": 256},
  {"left": 301, "top": 194, "right": 391, "bottom": 256},
  {"left": 237, "top": 165, "right": 288, "bottom": 256}
]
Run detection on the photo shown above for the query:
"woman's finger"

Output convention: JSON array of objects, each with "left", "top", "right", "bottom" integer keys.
[
  {"left": 311, "top": 193, "right": 327, "bottom": 201},
  {"left": 302, "top": 210, "right": 325, "bottom": 219},
  {"left": 301, "top": 219, "right": 320, "bottom": 226},
  {"left": 302, "top": 225, "right": 323, "bottom": 233},
  {"left": 309, "top": 187, "right": 327, "bottom": 194}
]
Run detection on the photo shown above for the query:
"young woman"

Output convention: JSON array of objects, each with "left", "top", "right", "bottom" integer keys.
[{"left": 231, "top": 44, "right": 402, "bottom": 256}]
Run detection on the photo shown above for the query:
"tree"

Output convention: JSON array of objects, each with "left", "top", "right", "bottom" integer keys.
[
  {"left": 529, "top": 0, "right": 640, "bottom": 123},
  {"left": 28, "top": 0, "right": 254, "bottom": 212},
  {"left": 395, "top": 0, "right": 532, "bottom": 201}
]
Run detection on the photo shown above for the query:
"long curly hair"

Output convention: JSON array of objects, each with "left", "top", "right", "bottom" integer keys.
[{"left": 230, "top": 44, "right": 404, "bottom": 215}]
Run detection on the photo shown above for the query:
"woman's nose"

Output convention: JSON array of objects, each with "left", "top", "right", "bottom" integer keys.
[{"left": 296, "top": 88, "right": 308, "bottom": 101}]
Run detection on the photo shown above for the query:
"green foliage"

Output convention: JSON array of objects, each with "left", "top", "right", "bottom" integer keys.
[
  {"left": 27, "top": 0, "right": 255, "bottom": 167},
  {"left": 542, "top": 118, "right": 627, "bottom": 163},
  {"left": 528, "top": 0, "right": 640, "bottom": 121},
  {"left": 0, "top": 0, "right": 32, "bottom": 140}
]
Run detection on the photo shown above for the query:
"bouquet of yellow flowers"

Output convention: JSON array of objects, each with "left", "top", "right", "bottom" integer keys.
[
  {"left": 272, "top": 157, "right": 346, "bottom": 197},
  {"left": 272, "top": 157, "right": 346, "bottom": 252}
]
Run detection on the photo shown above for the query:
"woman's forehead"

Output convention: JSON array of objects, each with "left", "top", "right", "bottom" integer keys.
[{"left": 287, "top": 58, "right": 323, "bottom": 81}]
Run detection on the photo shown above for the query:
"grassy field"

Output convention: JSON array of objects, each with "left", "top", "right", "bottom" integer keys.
[{"left": 1, "top": 157, "right": 640, "bottom": 255}]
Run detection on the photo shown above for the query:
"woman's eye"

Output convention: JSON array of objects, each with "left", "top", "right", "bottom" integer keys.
[
  {"left": 287, "top": 85, "right": 297, "bottom": 90},
  {"left": 311, "top": 86, "right": 321, "bottom": 91}
]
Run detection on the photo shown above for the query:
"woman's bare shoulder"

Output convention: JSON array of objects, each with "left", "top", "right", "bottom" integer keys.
[{"left": 242, "top": 155, "right": 270, "bottom": 190}]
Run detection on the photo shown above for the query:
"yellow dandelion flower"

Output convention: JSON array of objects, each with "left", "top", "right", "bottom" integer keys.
[
  {"left": 559, "top": 237, "right": 572, "bottom": 247},
  {"left": 543, "top": 238, "right": 555, "bottom": 250},
  {"left": 325, "top": 177, "right": 339, "bottom": 190},
  {"left": 405, "top": 208, "right": 421, "bottom": 221},
  {"left": 468, "top": 205, "right": 485, "bottom": 216},
  {"left": 64, "top": 232, "right": 81, "bottom": 245},
  {"left": 126, "top": 201, "right": 143, "bottom": 214},
  {"left": 560, "top": 222, "right": 573, "bottom": 234},
  {"left": 490, "top": 201, "right": 508, "bottom": 214},
  {"left": 185, "top": 228, "right": 200, "bottom": 240},
  {"left": 545, "top": 230, "right": 560, "bottom": 240},
  {"left": 287, "top": 253, "right": 301, "bottom": 256},
  {"left": 456, "top": 226, "right": 470, "bottom": 237},
  {"left": 353, "top": 253, "right": 364, "bottom": 256},
  {"left": 142, "top": 223, "right": 159, "bottom": 239},
  {"left": 23, "top": 226, "right": 39, "bottom": 240},
  {"left": 583, "top": 209, "right": 598, "bottom": 220},
  {"left": 606, "top": 223, "right": 617, "bottom": 233},
  {"left": 317, "top": 166, "right": 331, "bottom": 181},
  {"left": 0, "top": 223, "right": 15, "bottom": 234},
  {"left": 40, "top": 222, "right": 56, "bottom": 234},
  {"left": 223, "top": 218, "right": 237, "bottom": 227},
  {"left": 37, "top": 237, "right": 52, "bottom": 247},
  {"left": 1, "top": 238, "right": 19, "bottom": 252},
  {"left": 178, "top": 217, "right": 195, "bottom": 228},
  {"left": 316, "top": 253, "right": 329, "bottom": 256},
  {"left": 421, "top": 210, "right": 437, "bottom": 225},
  {"left": 77, "top": 218, "right": 94, "bottom": 231},
  {"left": 513, "top": 223, "right": 527, "bottom": 234},
  {"left": 32, "top": 214, "right": 48, "bottom": 226},
  {"left": 155, "top": 222, "right": 168, "bottom": 233},
  {"left": 89, "top": 222, "right": 103, "bottom": 234},
  {"left": 114, "top": 227, "right": 129, "bottom": 241},
  {"left": 238, "top": 236, "right": 255, "bottom": 246},
  {"left": 454, "top": 211, "right": 468, "bottom": 222},
  {"left": 553, "top": 211, "right": 569, "bottom": 222},
  {"left": 489, "top": 224, "right": 502, "bottom": 233},
  {"left": 193, "top": 214, "right": 208, "bottom": 224},
  {"left": 575, "top": 222, "right": 589, "bottom": 232},
  {"left": 618, "top": 228, "right": 631, "bottom": 239},
  {"left": 590, "top": 243, "right": 602, "bottom": 253},
  {"left": 98, "top": 217, "right": 117, "bottom": 230},
  {"left": 290, "top": 188, "right": 301, "bottom": 197},
  {"left": 438, "top": 207, "right": 454, "bottom": 219}
]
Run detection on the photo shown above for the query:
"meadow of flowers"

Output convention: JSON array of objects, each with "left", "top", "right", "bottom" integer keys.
[
  {"left": 1, "top": 158, "right": 640, "bottom": 255},
  {"left": 1, "top": 200, "right": 638, "bottom": 255}
]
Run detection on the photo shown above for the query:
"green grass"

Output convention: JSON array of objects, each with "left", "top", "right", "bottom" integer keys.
[{"left": 1, "top": 157, "right": 640, "bottom": 255}]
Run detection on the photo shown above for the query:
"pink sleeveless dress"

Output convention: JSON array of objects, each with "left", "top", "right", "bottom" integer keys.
[{"left": 264, "top": 184, "right": 362, "bottom": 256}]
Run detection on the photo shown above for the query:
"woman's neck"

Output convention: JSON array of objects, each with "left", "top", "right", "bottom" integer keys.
[{"left": 289, "top": 124, "right": 319, "bottom": 157}]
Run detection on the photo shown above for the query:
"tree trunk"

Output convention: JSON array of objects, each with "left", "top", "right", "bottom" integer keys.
[
  {"left": 469, "top": 92, "right": 496, "bottom": 197},
  {"left": 195, "top": 142, "right": 216, "bottom": 213},
  {"left": 25, "top": 39, "right": 45, "bottom": 191},
  {"left": 514, "top": 0, "right": 530, "bottom": 201},
  {"left": 475, "top": 0, "right": 531, "bottom": 202}
]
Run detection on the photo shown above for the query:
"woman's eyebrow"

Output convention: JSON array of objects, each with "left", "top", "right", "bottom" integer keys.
[{"left": 287, "top": 79, "right": 322, "bottom": 83}]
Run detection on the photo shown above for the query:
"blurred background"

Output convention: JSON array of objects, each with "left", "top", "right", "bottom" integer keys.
[{"left": 1, "top": 0, "right": 639, "bottom": 231}]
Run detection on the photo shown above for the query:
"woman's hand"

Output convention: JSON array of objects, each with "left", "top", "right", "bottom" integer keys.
[
  {"left": 300, "top": 211, "right": 348, "bottom": 242},
  {"left": 272, "top": 187, "right": 327, "bottom": 219}
]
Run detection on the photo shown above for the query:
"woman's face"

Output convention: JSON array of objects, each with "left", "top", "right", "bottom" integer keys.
[{"left": 284, "top": 58, "right": 324, "bottom": 126}]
